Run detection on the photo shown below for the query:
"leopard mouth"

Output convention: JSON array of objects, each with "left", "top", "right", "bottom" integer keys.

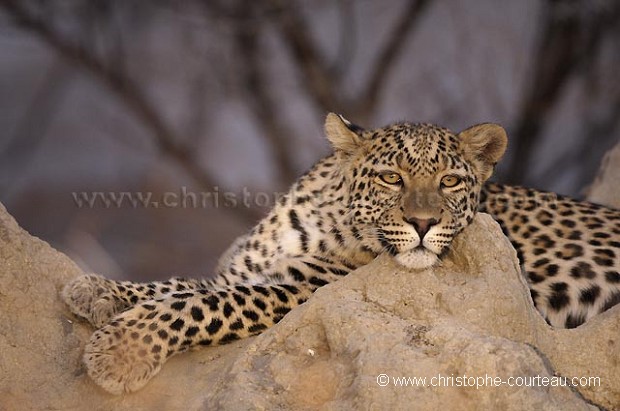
[
  {"left": 376, "top": 229, "right": 442, "bottom": 269},
  {"left": 395, "top": 247, "right": 440, "bottom": 270}
]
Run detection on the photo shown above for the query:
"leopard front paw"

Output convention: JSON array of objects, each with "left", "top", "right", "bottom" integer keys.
[
  {"left": 84, "top": 320, "right": 165, "bottom": 394},
  {"left": 62, "top": 274, "right": 128, "bottom": 328}
]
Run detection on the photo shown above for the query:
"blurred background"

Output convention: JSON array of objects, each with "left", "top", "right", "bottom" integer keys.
[{"left": 0, "top": 0, "right": 618, "bottom": 281}]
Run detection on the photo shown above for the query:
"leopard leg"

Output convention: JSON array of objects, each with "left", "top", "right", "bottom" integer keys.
[
  {"left": 83, "top": 283, "right": 314, "bottom": 394},
  {"left": 62, "top": 274, "right": 209, "bottom": 328}
]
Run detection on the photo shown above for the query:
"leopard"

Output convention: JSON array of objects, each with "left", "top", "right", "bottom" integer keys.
[{"left": 62, "top": 113, "right": 620, "bottom": 394}]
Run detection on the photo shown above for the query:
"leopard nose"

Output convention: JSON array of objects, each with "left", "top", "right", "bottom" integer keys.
[{"left": 405, "top": 217, "right": 438, "bottom": 239}]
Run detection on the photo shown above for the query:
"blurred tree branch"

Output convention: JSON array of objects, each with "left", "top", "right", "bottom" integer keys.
[
  {"left": 268, "top": 0, "right": 344, "bottom": 114},
  {"left": 198, "top": 0, "right": 430, "bottom": 188},
  {"left": 330, "top": 0, "right": 357, "bottom": 80},
  {"left": 0, "top": 0, "right": 262, "bottom": 224},
  {"left": 195, "top": 0, "right": 430, "bottom": 188},
  {"left": 201, "top": 0, "right": 300, "bottom": 186},
  {"left": 357, "top": 0, "right": 430, "bottom": 118},
  {"left": 231, "top": 2, "right": 299, "bottom": 186},
  {"left": 0, "top": 58, "right": 71, "bottom": 195},
  {"left": 540, "top": 87, "right": 620, "bottom": 190},
  {"left": 504, "top": 0, "right": 620, "bottom": 185},
  {"left": 269, "top": 0, "right": 431, "bottom": 119}
]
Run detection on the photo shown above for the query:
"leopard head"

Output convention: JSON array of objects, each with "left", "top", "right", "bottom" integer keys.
[{"left": 325, "top": 113, "right": 507, "bottom": 270}]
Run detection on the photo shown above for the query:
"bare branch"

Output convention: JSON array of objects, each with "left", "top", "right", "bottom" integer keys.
[
  {"left": 0, "top": 0, "right": 262, "bottom": 224},
  {"left": 330, "top": 0, "right": 357, "bottom": 81},
  {"left": 200, "top": 0, "right": 300, "bottom": 187},
  {"left": 0, "top": 58, "right": 70, "bottom": 195},
  {"left": 357, "top": 0, "right": 431, "bottom": 118},
  {"left": 538, "top": 89, "right": 620, "bottom": 191},
  {"left": 504, "top": 0, "right": 620, "bottom": 185},
  {"left": 266, "top": 0, "right": 431, "bottom": 119},
  {"left": 231, "top": 4, "right": 300, "bottom": 186},
  {"left": 267, "top": 0, "right": 344, "bottom": 113}
]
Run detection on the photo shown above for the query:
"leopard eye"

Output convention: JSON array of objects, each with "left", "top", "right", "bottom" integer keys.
[
  {"left": 441, "top": 175, "right": 461, "bottom": 188},
  {"left": 377, "top": 172, "right": 403, "bottom": 186}
]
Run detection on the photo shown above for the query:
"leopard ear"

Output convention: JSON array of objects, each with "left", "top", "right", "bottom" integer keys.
[
  {"left": 324, "top": 113, "right": 366, "bottom": 155},
  {"left": 458, "top": 123, "right": 507, "bottom": 181}
]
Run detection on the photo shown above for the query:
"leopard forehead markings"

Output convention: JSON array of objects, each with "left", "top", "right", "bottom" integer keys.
[{"left": 61, "top": 113, "right": 619, "bottom": 394}]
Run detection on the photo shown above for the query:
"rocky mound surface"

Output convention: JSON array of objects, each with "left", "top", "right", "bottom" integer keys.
[{"left": 1, "top": 204, "right": 618, "bottom": 410}]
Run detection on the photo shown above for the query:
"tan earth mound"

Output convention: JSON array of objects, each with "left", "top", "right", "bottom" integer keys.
[
  {"left": 587, "top": 140, "right": 620, "bottom": 208},
  {"left": 0, "top": 202, "right": 618, "bottom": 410}
]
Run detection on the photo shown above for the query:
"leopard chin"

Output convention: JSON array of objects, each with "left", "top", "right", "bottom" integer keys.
[{"left": 394, "top": 248, "right": 440, "bottom": 270}]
